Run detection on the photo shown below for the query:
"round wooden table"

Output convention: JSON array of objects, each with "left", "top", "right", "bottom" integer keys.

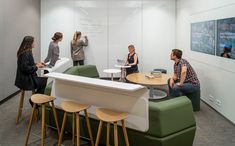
[{"left": 126, "top": 73, "right": 172, "bottom": 99}]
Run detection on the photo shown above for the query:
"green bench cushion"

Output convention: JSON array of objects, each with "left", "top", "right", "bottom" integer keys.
[
  {"left": 63, "top": 65, "right": 99, "bottom": 78},
  {"left": 147, "top": 96, "right": 196, "bottom": 137}
]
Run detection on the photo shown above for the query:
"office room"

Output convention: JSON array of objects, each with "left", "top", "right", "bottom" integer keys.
[{"left": 0, "top": 0, "right": 235, "bottom": 145}]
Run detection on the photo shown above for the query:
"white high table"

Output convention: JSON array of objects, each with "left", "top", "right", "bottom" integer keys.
[
  {"left": 45, "top": 72, "right": 149, "bottom": 132},
  {"left": 103, "top": 69, "right": 121, "bottom": 81},
  {"left": 114, "top": 64, "right": 131, "bottom": 82}
]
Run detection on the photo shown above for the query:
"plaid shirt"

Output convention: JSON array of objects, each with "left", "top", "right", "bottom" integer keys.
[{"left": 174, "top": 58, "right": 200, "bottom": 86}]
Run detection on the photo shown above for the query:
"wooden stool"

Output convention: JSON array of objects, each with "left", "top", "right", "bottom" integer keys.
[
  {"left": 58, "top": 101, "right": 94, "bottom": 146},
  {"left": 25, "top": 94, "right": 60, "bottom": 146},
  {"left": 16, "top": 90, "right": 35, "bottom": 124},
  {"left": 95, "top": 108, "right": 129, "bottom": 146}
]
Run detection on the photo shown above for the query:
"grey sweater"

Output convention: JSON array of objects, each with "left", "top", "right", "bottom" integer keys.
[
  {"left": 71, "top": 38, "right": 88, "bottom": 61},
  {"left": 44, "top": 41, "right": 59, "bottom": 67}
]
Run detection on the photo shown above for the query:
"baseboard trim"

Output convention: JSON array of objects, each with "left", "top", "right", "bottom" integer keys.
[{"left": 0, "top": 90, "right": 21, "bottom": 105}]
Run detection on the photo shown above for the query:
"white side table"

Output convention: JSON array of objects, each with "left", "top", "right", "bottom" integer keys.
[
  {"left": 103, "top": 69, "right": 121, "bottom": 81},
  {"left": 114, "top": 65, "right": 131, "bottom": 82}
]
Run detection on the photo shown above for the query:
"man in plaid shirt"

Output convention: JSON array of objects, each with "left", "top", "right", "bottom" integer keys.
[{"left": 168, "top": 49, "right": 200, "bottom": 97}]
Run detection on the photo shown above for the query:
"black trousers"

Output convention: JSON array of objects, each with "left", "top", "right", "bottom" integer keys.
[
  {"left": 34, "top": 76, "right": 48, "bottom": 94},
  {"left": 73, "top": 60, "right": 84, "bottom": 66},
  {"left": 29, "top": 76, "right": 48, "bottom": 107}
]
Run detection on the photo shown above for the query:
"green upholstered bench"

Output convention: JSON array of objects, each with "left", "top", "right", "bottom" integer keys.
[{"left": 45, "top": 66, "right": 196, "bottom": 146}]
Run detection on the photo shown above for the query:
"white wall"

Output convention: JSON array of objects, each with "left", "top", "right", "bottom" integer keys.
[
  {"left": 0, "top": 0, "right": 3, "bottom": 99},
  {"left": 0, "top": 0, "right": 41, "bottom": 101},
  {"left": 176, "top": 0, "right": 235, "bottom": 123},
  {"left": 41, "top": 0, "right": 175, "bottom": 77}
]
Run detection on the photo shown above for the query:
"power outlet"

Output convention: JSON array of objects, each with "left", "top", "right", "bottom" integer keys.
[
  {"left": 208, "top": 95, "right": 214, "bottom": 102},
  {"left": 215, "top": 99, "right": 222, "bottom": 107}
]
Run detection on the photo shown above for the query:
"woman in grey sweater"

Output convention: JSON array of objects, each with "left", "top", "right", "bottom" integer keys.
[
  {"left": 44, "top": 32, "right": 63, "bottom": 68},
  {"left": 71, "top": 31, "right": 88, "bottom": 66}
]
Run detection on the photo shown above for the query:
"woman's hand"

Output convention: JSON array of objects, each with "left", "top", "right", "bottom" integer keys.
[{"left": 36, "top": 63, "right": 45, "bottom": 68}]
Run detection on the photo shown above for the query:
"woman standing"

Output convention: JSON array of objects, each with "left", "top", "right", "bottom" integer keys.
[
  {"left": 71, "top": 31, "right": 88, "bottom": 66},
  {"left": 15, "top": 36, "right": 47, "bottom": 95},
  {"left": 125, "top": 44, "right": 139, "bottom": 75},
  {"left": 44, "top": 32, "right": 63, "bottom": 68}
]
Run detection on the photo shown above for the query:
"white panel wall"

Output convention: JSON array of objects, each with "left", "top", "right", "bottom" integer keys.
[
  {"left": 74, "top": 0, "right": 108, "bottom": 74},
  {"left": 41, "top": 0, "right": 176, "bottom": 77},
  {"left": 0, "top": 0, "right": 3, "bottom": 99},
  {"left": 0, "top": 0, "right": 40, "bottom": 101},
  {"left": 108, "top": 1, "right": 142, "bottom": 73},
  {"left": 176, "top": 0, "right": 235, "bottom": 123},
  {"left": 143, "top": 0, "right": 175, "bottom": 72}
]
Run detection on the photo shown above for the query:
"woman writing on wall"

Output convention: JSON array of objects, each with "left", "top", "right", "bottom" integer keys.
[
  {"left": 125, "top": 44, "right": 139, "bottom": 75},
  {"left": 15, "top": 36, "right": 47, "bottom": 105},
  {"left": 44, "top": 32, "right": 63, "bottom": 68},
  {"left": 71, "top": 31, "right": 88, "bottom": 66}
]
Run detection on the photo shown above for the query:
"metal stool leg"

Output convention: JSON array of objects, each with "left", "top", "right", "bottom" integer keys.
[
  {"left": 58, "top": 112, "right": 67, "bottom": 146},
  {"left": 95, "top": 121, "right": 103, "bottom": 146},
  {"left": 25, "top": 103, "right": 36, "bottom": 146},
  {"left": 122, "top": 120, "right": 129, "bottom": 146}
]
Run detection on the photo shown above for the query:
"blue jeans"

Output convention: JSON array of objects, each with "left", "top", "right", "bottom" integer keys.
[{"left": 168, "top": 79, "right": 200, "bottom": 97}]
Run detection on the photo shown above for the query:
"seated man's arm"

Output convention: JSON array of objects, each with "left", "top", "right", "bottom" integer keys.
[
  {"left": 169, "top": 73, "right": 177, "bottom": 87},
  {"left": 178, "top": 65, "right": 187, "bottom": 86}
]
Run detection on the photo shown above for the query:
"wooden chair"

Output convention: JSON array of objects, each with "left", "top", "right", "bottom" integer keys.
[
  {"left": 95, "top": 108, "right": 129, "bottom": 146},
  {"left": 58, "top": 101, "right": 94, "bottom": 146},
  {"left": 16, "top": 90, "right": 35, "bottom": 124},
  {"left": 25, "top": 94, "right": 60, "bottom": 146}
]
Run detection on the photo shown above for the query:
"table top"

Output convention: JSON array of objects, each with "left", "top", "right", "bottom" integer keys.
[
  {"left": 114, "top": 64, "right": 131, "bottom": 68},
  {"left": 126, "top": 72, "right": 172, "bottom": 86},
  {"left": 103, "top": 69, "right": 121, "bottom": 74}
]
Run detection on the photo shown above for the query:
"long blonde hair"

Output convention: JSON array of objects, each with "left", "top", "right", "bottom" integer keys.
[{"left": 72, "top": 31, "right": 81, "bottom": 44}]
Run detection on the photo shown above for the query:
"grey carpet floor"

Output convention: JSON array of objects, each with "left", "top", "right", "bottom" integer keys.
[{"left": 0, "top": 92, "right": 235, "bottom": 146}]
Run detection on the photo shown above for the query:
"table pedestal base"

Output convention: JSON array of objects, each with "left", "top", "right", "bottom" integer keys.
[{"left": 149, "top": 87, "right": 167, "bottom": 99}]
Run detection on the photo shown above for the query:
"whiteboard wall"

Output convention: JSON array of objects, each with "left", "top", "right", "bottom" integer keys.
[{"left": 41, "top": 0, "right": 175, "bottom": 77}]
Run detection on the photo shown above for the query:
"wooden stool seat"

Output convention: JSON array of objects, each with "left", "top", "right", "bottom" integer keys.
[
  {"left": 95, "top": 108, "right": 129, "bottom": 146},
  {"left": 96, "top": 108, "right": 128, "bottom": 122},
  {"left": 58, "top": 101, "right": 94, "bottom": 146},
  {"left": 31, "top": 94, "right": 55, "bottom": 104},
  {"left": 25, "top": 94, "right": 60, "bottom": 146},
  {"left": 61, "top": 101, "right": 90, "bottom": 113}
]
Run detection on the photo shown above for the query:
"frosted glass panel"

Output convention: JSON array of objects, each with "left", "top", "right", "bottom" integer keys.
[
  {"left": 108, "top": 1, "right": 142, "bottom": 72},
  {"left": 41, "top": 0, "right": 75, "bottom": 67},
  {"left": 142, "top": 0, "right": 175, "bottom": 72},
  {"left": 74, "top": 0, "right": 108, "bottom": 75},
  {"left": 41, "top": 0, "right": 176, "bottom": 77}
]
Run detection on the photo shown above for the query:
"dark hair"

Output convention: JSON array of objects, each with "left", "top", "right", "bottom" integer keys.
[
  {"left": 52, "top": 32, "right": 63, "bottom": 41},
  {"left": 172, "top": 49, "right": 183, "bottom": 59},
  {"left": 17, "top": 36, "right": 34, "bottom": 58}
]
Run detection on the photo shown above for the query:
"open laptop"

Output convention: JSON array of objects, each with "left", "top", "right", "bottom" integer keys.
[{"left": 117, "top": 59, "right": 126, "bottom": 66}]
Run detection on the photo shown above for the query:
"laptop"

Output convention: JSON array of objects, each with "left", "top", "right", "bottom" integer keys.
[{"left": 117, "top": 59, "right": 126, "bottom": 66}]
